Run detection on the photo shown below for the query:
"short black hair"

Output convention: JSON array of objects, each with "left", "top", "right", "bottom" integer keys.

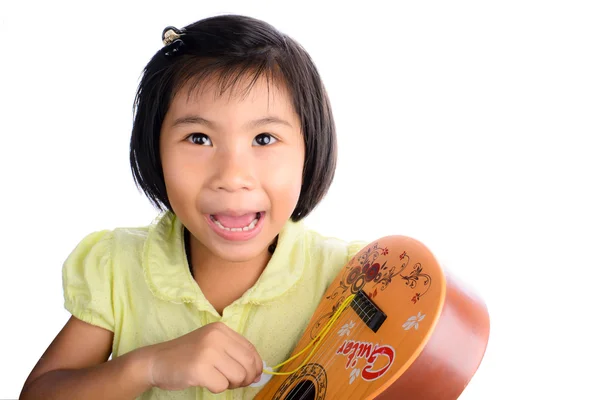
[{"left": 130, "top": 14, "right": 336, "bottom": 221}]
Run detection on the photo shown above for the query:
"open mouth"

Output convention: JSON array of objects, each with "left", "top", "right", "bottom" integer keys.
[{"left": 209, "top": 211, "right": 263, "bottom": 232}]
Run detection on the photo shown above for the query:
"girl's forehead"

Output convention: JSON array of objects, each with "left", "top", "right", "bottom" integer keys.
[
  {"left": 175, "top": 72, "right": 291, "bottom": 104},
  {"left": 163, "top": 73, "right": 301, "bottom": 131},
  {"left": 170, "top": 73, "right": 295, "bottom": 113}
]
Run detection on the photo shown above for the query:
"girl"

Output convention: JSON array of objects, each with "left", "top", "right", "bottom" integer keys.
[{"left": 20, "top": 14, "right": 366, "bottom": 400}]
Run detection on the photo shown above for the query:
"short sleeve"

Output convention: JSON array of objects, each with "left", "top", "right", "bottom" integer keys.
[{"left": 62, "top": 230, "right": 115, "bottom": 332}]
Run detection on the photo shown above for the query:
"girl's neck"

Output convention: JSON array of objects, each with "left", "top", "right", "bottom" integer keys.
[{"left": 184, "top": 229, "right": 277, "bottom": 314}]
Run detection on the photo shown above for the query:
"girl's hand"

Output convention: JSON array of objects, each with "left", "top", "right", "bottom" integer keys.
[{"left": 147, "top": 322, "right": 263, "bottom": 393}]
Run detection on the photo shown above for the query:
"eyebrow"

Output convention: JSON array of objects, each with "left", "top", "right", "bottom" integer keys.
[{"left": 171, "top": 115, "right": 293, "bottom": 130}]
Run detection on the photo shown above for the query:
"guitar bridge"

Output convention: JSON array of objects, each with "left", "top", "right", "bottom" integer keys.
[{"left": 350, "top": 290, "right": 387, "bottom": 333}]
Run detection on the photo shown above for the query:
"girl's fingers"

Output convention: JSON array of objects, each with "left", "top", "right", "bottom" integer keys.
[
  {"left": 223, "top": 342, "right": 263, "bottom": 387},
  {"left": 221, "top": 324, "right": 259, "bottom": 352},
  {"left": 214, "top": 350, "right": 254, "bottom": 389},
  {"left": 219, "top": 326, "right": 263, "bottom": 380},
  {"left": 254, "top": 352, "right": 264, "bottom": 381},
  {"left": 202, "top": 366, "right": 230, "bottom": 394}
]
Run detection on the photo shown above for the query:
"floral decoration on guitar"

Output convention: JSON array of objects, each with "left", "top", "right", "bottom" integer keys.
[{"left": 310, "top": 242, "right": 432, "bottom": 339}]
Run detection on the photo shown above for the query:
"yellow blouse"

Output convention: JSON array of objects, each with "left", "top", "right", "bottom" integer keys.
[{"left": 63, "top": 211, "right": 366, "bottom": 399}]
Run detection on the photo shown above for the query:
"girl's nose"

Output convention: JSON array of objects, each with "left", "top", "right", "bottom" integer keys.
[{"left": 209, "top": 150, "right": 257, "bottom": 192}]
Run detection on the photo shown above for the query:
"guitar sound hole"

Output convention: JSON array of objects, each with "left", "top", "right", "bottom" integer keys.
[{"left": 283, "top": 380, "right": 316, "bottom": 400}]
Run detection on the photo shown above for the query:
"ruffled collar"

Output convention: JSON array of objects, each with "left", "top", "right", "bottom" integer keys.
[{"left": 142, "top": 211, "right": 306, "bottom": 314}]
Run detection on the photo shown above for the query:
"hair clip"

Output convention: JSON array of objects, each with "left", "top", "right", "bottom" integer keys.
[{"left": 161, "top": 26, "right": 186, "bottom": 58}]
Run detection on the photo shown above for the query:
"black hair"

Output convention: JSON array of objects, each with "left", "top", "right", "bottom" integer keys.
[{"left": 130, "top": 14, "right": 337, "bottom": 222}]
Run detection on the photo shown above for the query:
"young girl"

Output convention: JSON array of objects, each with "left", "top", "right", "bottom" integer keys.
[{"left": 20, "top": 14, "right": 366, "bottom": 400}]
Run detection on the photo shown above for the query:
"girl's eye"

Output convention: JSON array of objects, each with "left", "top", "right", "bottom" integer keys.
[
  {"left": 253, "top": 133, "right": 278, "bottom": 146},
  {"left": 187, "top": 133, "right": 212, "bottom": 146}
]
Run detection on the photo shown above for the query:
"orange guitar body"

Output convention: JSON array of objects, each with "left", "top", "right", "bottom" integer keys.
[{"left": 255, "top": 235, "right": 490, "bottom": 400}]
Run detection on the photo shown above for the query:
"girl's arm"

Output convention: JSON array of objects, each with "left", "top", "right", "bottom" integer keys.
[
  {"left": 19, "top": 316, "right": 153, "bottom": 400},
  {"left": 21, "top": 316, "right": 263, "bottom": 398}
]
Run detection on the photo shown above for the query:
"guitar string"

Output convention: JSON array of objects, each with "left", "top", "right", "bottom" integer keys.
[
  {"left": 276, "top": 296, "right": 368, "bottom": 400},
  {"left": 259, "top": 293, "right": 375, "bottom": 397},
  {"left": 264, "top": 293, "right": 357, "bottom": 376},
  {"left": 296, "top": 300, "right": 374, "bottom": 400},
  {"left": 291, "top": 308, "right": 360, "bottom": 400},
  {"left": 294, "top": 297, "right": 372, "bottom": 378},
  {"left": 286, "top": 299, "right": 363, "bottom": 400},
  {"left": 294, "top": 299, "right": 375, "bottom": 400}
]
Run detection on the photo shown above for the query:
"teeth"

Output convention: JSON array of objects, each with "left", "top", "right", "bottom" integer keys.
[{"left": 211, "top": 214, "right": 260, "bottom": 232}]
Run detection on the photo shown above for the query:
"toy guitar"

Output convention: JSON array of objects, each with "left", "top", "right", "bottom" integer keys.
[{"left": 255, "top": 235, "right": 490, "bottom": 399}]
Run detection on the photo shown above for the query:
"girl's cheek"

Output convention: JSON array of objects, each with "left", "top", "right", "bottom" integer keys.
[{"left": 264, "top": 153, "right": 303, "bottom": 184}]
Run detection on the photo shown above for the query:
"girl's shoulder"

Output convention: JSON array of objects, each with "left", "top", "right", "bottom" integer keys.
[
  {"left": 296, "top": 224, "right": 369, "bottom": 286},
  {"left": 303, "top": 225, "right": 368, "bottom": 263},
  {"left": 64, "top": 220, "right": 156, "bottom": 266},
  {"left": 62, "top": 212, "right": 175, "bottom": 280},
  {"left": 61, "top": 213, "right": 175, "bottom": 331}
]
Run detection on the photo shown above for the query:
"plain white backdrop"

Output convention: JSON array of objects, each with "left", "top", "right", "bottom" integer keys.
[{"left": 1, "top": 0, "right": 599, "bottom": 398}]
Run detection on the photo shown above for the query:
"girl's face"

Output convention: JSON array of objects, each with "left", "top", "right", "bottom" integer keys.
[{"left": 160, "top": 75, "right": 305, "bottom": 264}]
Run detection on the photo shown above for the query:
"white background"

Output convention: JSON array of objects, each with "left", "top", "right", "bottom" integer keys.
[{"left": 1, "top": 0, "right": 599, "bottom": 398}]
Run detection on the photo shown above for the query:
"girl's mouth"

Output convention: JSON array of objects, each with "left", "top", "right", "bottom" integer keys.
[
  {"left": 205, "top": 211, "right": 265, "bottom": 241},
  {"left": 209, "top": 211, "right": 262, "bottom": 232}
]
